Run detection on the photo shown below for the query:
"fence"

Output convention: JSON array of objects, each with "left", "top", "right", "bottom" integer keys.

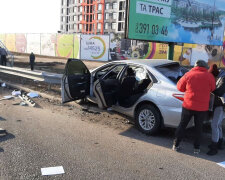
[{"left": 0, "top": 33, "right": 225, "bottom": 67}]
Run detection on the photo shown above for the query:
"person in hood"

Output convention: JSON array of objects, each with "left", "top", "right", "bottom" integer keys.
[
  {"left": 29, "top": 52, "right": 35, "bottom": 71},
  {"left": 207, "top": 64, "right": 225, "bottom": 155},
  {"left": 0, "top": 47, "right": 7, "bottom": 66},
  {"left": 172, "top": 60, "right": 216, "bottom": 154}
]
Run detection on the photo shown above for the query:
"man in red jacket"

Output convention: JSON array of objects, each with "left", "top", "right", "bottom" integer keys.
[{"left": 172, "top": 60, "right": 216, "bottom": 154}]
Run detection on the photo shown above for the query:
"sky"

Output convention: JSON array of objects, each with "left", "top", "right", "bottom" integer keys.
[{"left": 0, "top": 0, "right": 61, "bottom": 33}]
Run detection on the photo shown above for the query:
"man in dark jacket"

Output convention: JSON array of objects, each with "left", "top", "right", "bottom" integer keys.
[
  {"left": 207, "top": 64, "right": 225, "bottom": 155},
  {"left": 29, "top": 52, "right": 35, "bottom": 71},
  {"left": 0, "top": 47, "right": 7, "bottom": 66},
  {"left": 172, "top": 60, "right": 216, "bottom": 154}
]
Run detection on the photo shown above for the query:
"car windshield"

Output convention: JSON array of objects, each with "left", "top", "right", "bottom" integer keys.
[{"left": 155, "top": 63, "right": 188, "bottom": 84}]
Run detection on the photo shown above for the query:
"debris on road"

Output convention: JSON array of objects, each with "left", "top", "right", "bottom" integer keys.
[
  {"left": 217, "top": 162, "right": 225, "bottom": 168},
  {"left": 19, "top": 102, "right": 28, "bottom": 106},
  {"left": 41, "top": 166, "right": 65, "bottom": 176},
  {"left": 19, "top": 93, "right": 36, "bottom": 107},
  {"left": 82, "top": 108, "right": 100, "bottom": 114},
  {"left": 0, "top": 95, "right": 14, "bottom": 101},
  {"left": 27, "top": 92, "right": 39, "bottom": 98},
  {"left": 0, "top": 128, "right": 7, "bottom": 136},
  {"left": 1, "top": 83, "right": 6, "bottom": 87},
  {"left": 12, "top": 90, "right": 21, "bottom": 97}
]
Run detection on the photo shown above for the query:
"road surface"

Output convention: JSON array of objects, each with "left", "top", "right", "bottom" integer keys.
[{"left": 0, "top": 87, "right": 225, "bottom": 180}]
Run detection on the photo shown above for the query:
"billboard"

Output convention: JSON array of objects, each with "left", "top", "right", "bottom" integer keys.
[
  {"left": 5, "top": 34, "right": 16, "bottom": 51},
  {"left": 81, "top": 35, "right": 109, "bottom": 61},
  {"left": 110, "top": 36, "right": 168, "bottom": 60},
  {"left": 174, "top": 43, "right": 224, "bottom": 66},
  {"left": 27, "top": 34, "right": 41, "bottom": 54},
  {"left": 16, "top": 34, "right": 27, "bottom": 53},
  {"left": 41, "top": 34, "right": 56, "bottom": 56},
  {"left": 56, "top": 34, "right": 74, "bottom": 58},
  {"left": 126, "top": 0, "right": 225, "bottom": 45}
]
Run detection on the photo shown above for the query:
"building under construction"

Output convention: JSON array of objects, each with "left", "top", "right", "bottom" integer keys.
[{"left": 60, "top": 0, "right": 126, "bottom": 35}]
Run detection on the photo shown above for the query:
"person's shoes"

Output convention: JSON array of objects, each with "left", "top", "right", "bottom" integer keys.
[
  {"left": 207, "top": 148, "right": 218, "bottom": 155},
  {"left": 172, "top": 144, "right": 180, "bottom": 152},
  {"left": 194, "top": 148, "right": 200, "bottom": 154},
  {"left": 207, "top": 142, "right": 218, "bottom": 156},
  {"left": 218, "top": 139, "right": 224, "bottom": 150}
]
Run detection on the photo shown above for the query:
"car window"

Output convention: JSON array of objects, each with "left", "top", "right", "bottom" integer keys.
[
  {"left": 94, "top": 64, "right": 115, "bottom": 81},
  {"left": 104, "top": 65, "right": 125, "bottom": 80},
  {"left": 127, "top": 66, "right": 150, "bottom": 83},
  {"left": 155, "top": 63, "right": 188, "bottom": 84},
  {"left": 67, "top": 60, "right": 89, "bottom": 75}
]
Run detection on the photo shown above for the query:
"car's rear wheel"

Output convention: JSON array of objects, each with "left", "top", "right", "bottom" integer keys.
[{"left": 135, "top": 104, "right": 161, "bottom": 135}]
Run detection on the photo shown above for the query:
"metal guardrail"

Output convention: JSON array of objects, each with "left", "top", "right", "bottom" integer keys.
[{"left": 0, "top": 65, "right": 62, "bottom": 85}]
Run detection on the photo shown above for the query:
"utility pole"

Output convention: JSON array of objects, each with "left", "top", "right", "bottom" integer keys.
[{"left": 168, "top": 42, "right": 175, "bottom": 60}]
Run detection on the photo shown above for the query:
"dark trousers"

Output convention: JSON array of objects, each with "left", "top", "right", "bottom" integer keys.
[
  {"left": 174, "top": 107, "right": 208, "bottom": 149},
  {"left": 30, "top": 61, "right": 34, "bottom": 71},
  {"left": 1, "top": 55, "right": 6, "bottom": 66}
]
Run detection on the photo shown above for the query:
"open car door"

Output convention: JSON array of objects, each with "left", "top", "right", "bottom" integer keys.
[
  {"left": 93, "top": 65, "right": 125, "bottom": 109},
  {"left": 61, "top": 59, "right": 90, "bottom": 103}
]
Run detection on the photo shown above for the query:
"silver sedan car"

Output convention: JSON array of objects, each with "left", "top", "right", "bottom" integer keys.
[{"left": 61, "top": 59, "right": 188, "bottom": 134}]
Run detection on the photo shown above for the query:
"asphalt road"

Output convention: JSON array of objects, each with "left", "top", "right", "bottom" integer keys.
[{"left": 1, "top": 87, "right": 225, "bottom": 180}]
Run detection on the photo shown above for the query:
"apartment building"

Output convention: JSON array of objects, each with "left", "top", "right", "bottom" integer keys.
[{"left": 60, "top": 0, "right": 126, "bottom": 34}]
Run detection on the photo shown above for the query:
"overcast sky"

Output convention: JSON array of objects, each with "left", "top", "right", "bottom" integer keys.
[{"left": 0, "top": 0, "right": 61, "bottom": 33}]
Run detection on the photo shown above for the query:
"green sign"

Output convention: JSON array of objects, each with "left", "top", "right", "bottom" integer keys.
[{"left": 127, "top": 0, "right": 225, "bottom": 46}]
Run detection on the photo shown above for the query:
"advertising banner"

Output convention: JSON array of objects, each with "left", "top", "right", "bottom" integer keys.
[
  {"left": 16, "top": 34, "right": 27, "bottom": 53},
  {"left": 174, "top": 43, "right": 224, "bottom": 67},
  {"left": 127, "top": 0, "right": 225, "bottom": 45},
  {"left": 27, "top": 34, "right": 41, "bottom": 54},
  {"left": 110, "top": 35, "right": 168, "bottom": 60},
  {"left": 0, "top": 34, "right": 6, "bottom": 45},
  {"left": 5, "top": 34, "right": 16, "bottom": 51},
  {"left": 221, "top": 37, "right": 225, "bottom": 67},
  {"left": 56, "top": 34, "right": 74, "bottom": 58},
  {"left": 41, "top": 34, "right": 56, "bottom": 56},
  {"left": 81, "top": 35, "right": 109, "bottom": 61},
  {"left": 74, "top": 34, "right": 80, "bottom": 59}
]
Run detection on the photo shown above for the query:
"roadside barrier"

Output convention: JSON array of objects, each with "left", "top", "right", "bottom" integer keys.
[{"left": 0, "top": 65, "right": 62, "bottom": 86}]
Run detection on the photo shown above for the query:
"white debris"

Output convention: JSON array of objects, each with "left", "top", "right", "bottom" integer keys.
[
  {"left": 107, "top": 107, "right": 113, "bottom": 111},
  {"left": 19, "top": 102, "right": 27, "bottom": 106},
  {"left": 41, "top": 166, "right": 65, "bottom": 176},
  {"left": 1, "top": 96, "right": 14, "bottom": 100},
  {"left": 27, "top": 92, "right": 39, "bottom": 98},
  {"left": 1, "top": 83, "right": 6, "bottom": 87},
  {"left": 12, "top": 90, "right": 21, "bottom": 97},
  {"left": 217, "top": 161, "right": 225, "bottom": 168},
  {"left": 19, "top": 94, "right": 36, "bottom": 107}
]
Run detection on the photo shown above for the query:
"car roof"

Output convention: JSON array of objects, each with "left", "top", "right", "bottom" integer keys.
[{"left": 112, "top": 59, "right": 179, "bottom": 67}]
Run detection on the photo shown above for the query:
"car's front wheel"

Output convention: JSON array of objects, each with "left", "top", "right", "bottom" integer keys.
[{"left": 135, "top": 104, "right": 161, "bottom": 135}]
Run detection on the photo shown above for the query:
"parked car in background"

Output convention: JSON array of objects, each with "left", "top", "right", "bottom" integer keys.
[{"left": 61, "top": 59, "right": 188, "bottom": 134}]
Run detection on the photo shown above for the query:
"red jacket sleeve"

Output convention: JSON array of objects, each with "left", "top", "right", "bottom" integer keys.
[{"left": 177, "top": 75, "right": 187, "bottom": 92}]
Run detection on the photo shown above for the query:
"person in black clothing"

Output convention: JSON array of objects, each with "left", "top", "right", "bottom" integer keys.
[
  {"left": 207, "top": 64, "right": 225, "bottom": 155},
  {"left": 29, "top": 52, "right": 35, "bottom": 71},
  {"left": 0, "top": 47, "right": 7, "bottom": 66}
]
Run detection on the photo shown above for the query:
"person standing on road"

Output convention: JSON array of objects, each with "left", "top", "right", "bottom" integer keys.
[
  {"left": 207, "top": 64, "right": 225, "bottom": 155},
  {"left": 29, "top": 52, "right": 35, "bottom": 71},
  {"left": 0, "top": 47, "right": 7, "bottom": 66},
  {"left": 172, "top": 60, "right": 216, "bottom": 154}
]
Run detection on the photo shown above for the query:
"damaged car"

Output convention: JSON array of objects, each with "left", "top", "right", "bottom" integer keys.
[{"left": 61, "top": 59, "right": 188, "bottom": 134}]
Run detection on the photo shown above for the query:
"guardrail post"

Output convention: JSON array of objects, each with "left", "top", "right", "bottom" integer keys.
[{"left": 48, "top": 84, "right": 52, "bottom": 91}]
